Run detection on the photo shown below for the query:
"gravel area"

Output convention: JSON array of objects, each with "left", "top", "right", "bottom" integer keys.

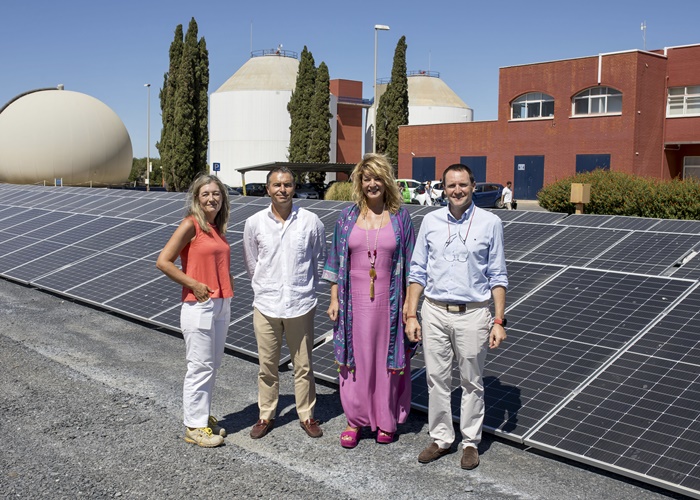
[{"left": 0, "top": 279, "right": 685, "bottom": 499}]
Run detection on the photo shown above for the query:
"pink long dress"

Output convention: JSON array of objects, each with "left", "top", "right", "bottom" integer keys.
[{"left": 339, "top": 222, "right": 411, "bottom": 433}]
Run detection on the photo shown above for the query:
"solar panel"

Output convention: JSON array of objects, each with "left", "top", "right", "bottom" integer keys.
[
  {"left": 502, "top": 261, "right": 565, "bottom": 305},
  {"left": 104, "top": 275, "right": 181, "bottom": 319},
  {"left": 527, "top": 315, "right": 700, "bottom": 499},
  {"left": 556, "top": 214, "right": 615, "bottom": 227},
  {"left": 32, "top": 252, "right": 134, "bottom": 293},
  {"left": 489, "top": 209, "right": 526, "bottom": 222},
  {"left": 521, "top": 226, "right": 630, "bottom": 267},
  {"left": 503, "top": 223, "right": 566, "bottom": 261},
  {"left": 311, "top": 339, "right": 340, "bottom": 383},
  {"left": 1, "top": 183, "right": 698, "bottom": 498},
  {"left": 511, "top": 211, "right": 568, "bottom": 224},
  {"left": 0, "top": 239, "right": 65, "bottom": 274},
  {"left": 64, "top": 259, "right": 165, "bottom": 305},
  {"left": 483, "top": 268, "right": 692, "bottom": 439},
  {"left": 650, "top": 219, "right": 700, "bottom": 234},
  {"left": 23, "top": 213, "right": 95, "bottom": 240},
  {"left": 587, "top": 232, "right": 700, "bottom": 276},
  {"left": 4, "top": 246, "right": 95, "bottom": 283},
  {"left": 600, "top": 215, "right": 663, "bottom": 231},
  {"left": 669, "top": 250, "right": 700, "bottom": 281}
]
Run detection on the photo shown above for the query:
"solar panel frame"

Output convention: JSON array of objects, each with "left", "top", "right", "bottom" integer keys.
[
  {"left": 587, "top": 232, "right": 700, "bottom": 276},
  {"left": 521, "top": 226, "right": 632, "bottom": 267}
]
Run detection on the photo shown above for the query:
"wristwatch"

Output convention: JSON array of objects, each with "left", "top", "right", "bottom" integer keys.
[{"left": 493, "top": 317, "right": 508, "bottom": 327}]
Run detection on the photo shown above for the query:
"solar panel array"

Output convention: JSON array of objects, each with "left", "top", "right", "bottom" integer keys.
[{"left": 1, "top": 183, "right": 699, "bottom": 498}]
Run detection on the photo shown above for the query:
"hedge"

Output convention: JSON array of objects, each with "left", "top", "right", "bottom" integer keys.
[
  {"left": 324, "top": 181, "right": 354, "bottom": 201},
  {"left": 537, "top": 170, "right": 700, "bottom": 219}
]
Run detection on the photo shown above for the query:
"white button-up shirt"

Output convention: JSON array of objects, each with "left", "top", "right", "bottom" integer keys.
[{"left": 243, "top": 205, "right": 326, "bottom": 318}]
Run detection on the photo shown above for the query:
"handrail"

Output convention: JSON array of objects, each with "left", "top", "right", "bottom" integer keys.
[
  {"left": 250, "top": 48, "right": 298, "bottom": 59},
  {"left": 377, "top": 70, "right": 441, "bottom": 86}
]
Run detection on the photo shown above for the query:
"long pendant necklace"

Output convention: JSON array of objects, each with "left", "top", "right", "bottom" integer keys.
[{"left": 364, "top": 206, "right": 385, "bottom": 299}]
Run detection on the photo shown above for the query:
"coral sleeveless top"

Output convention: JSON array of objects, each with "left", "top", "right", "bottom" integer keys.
[{"left": 179, "top": 216, "right": 233, "bottom": 302}]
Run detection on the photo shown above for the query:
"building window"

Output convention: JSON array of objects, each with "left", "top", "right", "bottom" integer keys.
[
  {"left": 511, "top": 92, "right": 555, "bottom": 119},
  {"left": 572, "top": 87, "right": 622, "bottom": 116},
  {"left": 668, "top": 86, "right": 700, "bottom": 117},
  {"left": 684, "top": 156, "right": 700, "bottom": 180}
]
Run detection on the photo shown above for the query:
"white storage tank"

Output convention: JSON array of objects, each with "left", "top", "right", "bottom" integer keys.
[
  {"left": 210, "top": 50, "right": 299, "bottom": 187},
  {"left": 366, "top": 71, "right": 472, "bottom": 153},
  {"left": 0, "top": 87, "right": 132, "bottom": 186}
]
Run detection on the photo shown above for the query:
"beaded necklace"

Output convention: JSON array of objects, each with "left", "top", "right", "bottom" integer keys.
[{"left": 363, "top": 206, "right": 385, "bottom": 299}]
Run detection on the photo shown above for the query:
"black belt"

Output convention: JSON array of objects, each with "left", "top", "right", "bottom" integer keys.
[{"left": 426, "top": 297, "right": 488, "bottom": 313}]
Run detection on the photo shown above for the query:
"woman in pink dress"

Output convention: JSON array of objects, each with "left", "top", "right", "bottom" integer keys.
[{"left": 323, "top": 154, "right": 416, "bottom": 448}]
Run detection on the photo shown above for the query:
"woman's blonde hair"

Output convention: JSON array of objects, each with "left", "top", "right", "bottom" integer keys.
[
  {"left": 185, "top": 174, "right": 230, "bottom": 233},
  {"left": 351, "top": 153, "right": 401, "bottom": 214}
]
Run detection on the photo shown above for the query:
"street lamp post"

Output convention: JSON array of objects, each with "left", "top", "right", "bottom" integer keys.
[
  {"left": 144, "top": 83, "right": 151, "bottom": 191},
  {"left": 373, "top": 24, "right": 390, "bottom": 153}
]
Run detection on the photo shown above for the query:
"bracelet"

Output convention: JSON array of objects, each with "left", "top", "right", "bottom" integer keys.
[{"left": 406, "top": 315, "right": 417, "bottom": 319}]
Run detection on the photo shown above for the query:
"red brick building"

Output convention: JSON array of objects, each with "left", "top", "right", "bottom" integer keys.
[{"left": 398, "top": 44, "right": 700, "bottom": 199}]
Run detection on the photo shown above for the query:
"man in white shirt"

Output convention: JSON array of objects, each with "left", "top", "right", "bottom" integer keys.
[
  {"left": 501, "top": 181, "right": 513, "bottom": 210},
  {"left": 243, "top": 167, "right": 326, "bottom": 439}
]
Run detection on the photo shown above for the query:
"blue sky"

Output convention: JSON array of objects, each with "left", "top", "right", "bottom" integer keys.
[{"left": 2, "top": 0, "right": 698, "bottom": 160}]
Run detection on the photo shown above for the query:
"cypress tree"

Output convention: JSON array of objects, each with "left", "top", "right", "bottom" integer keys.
[
  {"left": 376, "top": 36, "right": 409, "bottom": 165},
  {"left": 157, "top": 24, "right": 183, "bottom": 189},
  {"left": 307, "top": 61, "right": 332, "bottom": 184},
  {"left": 288, "top": 46, "right": 317, "bottom": 175},
  {"left": 194, "top": 35, "right": 210, "bottom": 177},
  {"left": 157, "top": 18, "right": 209, "bottom": 191}
]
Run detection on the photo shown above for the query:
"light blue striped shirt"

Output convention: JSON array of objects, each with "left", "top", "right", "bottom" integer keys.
[{"left": 408, "top": 203, "right": 508, "bottom": 303}]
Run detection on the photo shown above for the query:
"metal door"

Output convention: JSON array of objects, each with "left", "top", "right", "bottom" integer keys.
[{"left": 513, "top": 156, "right": 544, "bottom": 200}]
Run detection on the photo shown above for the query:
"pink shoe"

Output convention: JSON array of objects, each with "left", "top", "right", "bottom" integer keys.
[
  {"left": 377, "top": 430, "right": 394, "bottom": 444},
  {"left": 340, "top": 428, "right": 359, "bottom": 449}
]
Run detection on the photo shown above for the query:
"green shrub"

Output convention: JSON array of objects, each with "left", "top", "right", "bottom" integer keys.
[
  {"left": 324, "top": 181, "right": 354, "bottom": 201},
  {"left": 537, "top": 170, "right": 700, "bottom": 220}
]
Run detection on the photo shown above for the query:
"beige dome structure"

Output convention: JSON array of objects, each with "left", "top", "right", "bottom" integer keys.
[
  {"left": 366, "top": 72, "right": 473, "bottom": 152},
  {"left": 0, "top": 88, "right": 132, "bottom": 186}
]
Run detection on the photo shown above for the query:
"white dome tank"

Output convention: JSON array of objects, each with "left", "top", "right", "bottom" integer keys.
[
  {"left": 365, "top": 72, "right": 472, "bottom": 153},
  {"left": 0, "top": 88, "right": 132, "bottom": 185},
  {"left": 210, "top": 51, "right": 300, "bottom": 186}
]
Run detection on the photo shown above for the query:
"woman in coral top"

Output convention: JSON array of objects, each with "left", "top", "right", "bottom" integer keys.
[{"left": 157, "top": 174, "right": 234, "bottom": 448}]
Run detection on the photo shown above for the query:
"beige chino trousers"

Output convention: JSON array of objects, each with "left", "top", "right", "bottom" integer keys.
[
  {"left": 253, "top": 307, "right": 317, "bottom": 422},
  {"left": 421, "top": 299, "right": 491, "bottom": 450}
]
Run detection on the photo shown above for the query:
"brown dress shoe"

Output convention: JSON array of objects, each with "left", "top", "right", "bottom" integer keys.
[
  {"left": 250, "top": 418, "right": 274, "bottom": 439},
  {"left": 418, "top": 442, "right": 450, "bottom": 463},
  {"left": 299, "top": 418, "right": 323, "bottom": 438},
  {"left": 461, "top": 446, "right": 480, "bottom": 470}
]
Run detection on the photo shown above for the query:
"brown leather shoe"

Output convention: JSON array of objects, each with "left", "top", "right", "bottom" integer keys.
[
  {"left": 460, "top": 446, "right": 480, "bottom": 470},
  {"left": 299, "top": 418, "right": 323, "bottom": 438},
  {"left": 418, "top": 442, "right": 450, "bottom": 463},
  {"left": 250, "top": 418, "right": 274, "bottom": 439}
]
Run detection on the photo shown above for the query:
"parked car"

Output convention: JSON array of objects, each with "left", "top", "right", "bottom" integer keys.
[
  {"left": 242, "top": 183, "right": 267, "bottom": 196},
  {"left": 436, "top": 182, "right": 505, "bottom": 208},
  {"left": 396, "top": 179, "right": 421, "bottom": 204},
  {"left": 413, "top": 181, "right": 444, "bottom": 205},
  {"left": 294, "top": 183, "right": 320, "bottom": 199},
  {"left": 224, "top": 184, "right": 241, "bottom": 196}
]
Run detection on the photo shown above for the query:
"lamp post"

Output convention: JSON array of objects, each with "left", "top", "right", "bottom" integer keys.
[
  {"left": 373, "top": 24, "right": 390, "bottom": 153},
  {"left": 144, "top": 83, "right": 151, "bottom": 191}
]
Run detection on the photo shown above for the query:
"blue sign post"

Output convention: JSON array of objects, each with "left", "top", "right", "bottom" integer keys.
[{"left": 213, "top": 162, "right": 220, "bottom": 172}]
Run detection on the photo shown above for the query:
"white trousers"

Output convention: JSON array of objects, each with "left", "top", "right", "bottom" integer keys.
[
  {"left": 421, "top": 299, "right": 491, "bottom": 449},
  {"left": 181, "top": 297, "right": 231, "bottom": 428}
]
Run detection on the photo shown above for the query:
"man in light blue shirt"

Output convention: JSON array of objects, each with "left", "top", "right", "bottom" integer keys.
[{"left": 404, "top": 163, "right": 508, "bottom": 471}]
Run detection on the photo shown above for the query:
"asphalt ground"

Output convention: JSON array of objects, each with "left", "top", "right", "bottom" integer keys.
[{"left": 0, "top": 276, "right": 687, "bottom": 499}]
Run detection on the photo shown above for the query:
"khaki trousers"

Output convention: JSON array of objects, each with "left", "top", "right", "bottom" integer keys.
[
  {"left": 253, "top": 307, "right": 316, "bottom": 421},
  {"left": 421, "top": 298, "right": 491, "bottom": 449}
]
